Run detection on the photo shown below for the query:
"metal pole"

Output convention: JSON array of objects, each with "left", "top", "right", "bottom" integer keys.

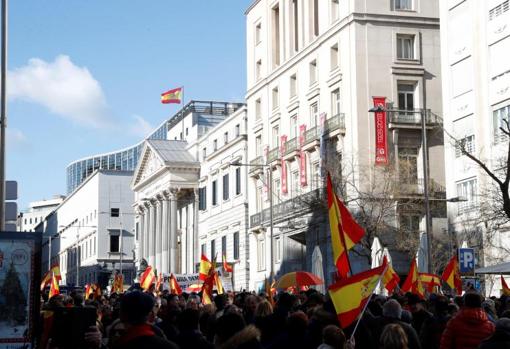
[
  {"left": 119, "top": 210, "right": 123, "bottom": 278},
  {"left": 421, "top": 109, "right": 433, "bottom": 273},
  {"left": 76, "top": 224, "right": 80, "bottom": 286},
  {"left": 48, "top": 236, "right": 52, "bottom": 270},
  {"left": 269, "top": 166, "right": 274, "bottom": 279},
  {"left": 0, "top": 0, "right": 7, "bottom": 231}
]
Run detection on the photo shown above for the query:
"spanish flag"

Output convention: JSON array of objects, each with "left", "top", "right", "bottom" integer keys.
[
  {"left": 419, "top": 273, "right": 441, "bottom": 292},
  {"left": 441, "top": 255, "right": 462, "bottom": 295},
  {"left": 112, "top": 274, "right": 124, "bottom": 294},
  {"left": 140, "top": 266, "right": 155, "bottom": 291},
  {"left": 327, "top": 173, "right": 365, "bottom": 278},
  {"left": 264, "top": 276, "right": 276, "bottom": 306},
  {"left": 501, "top": 275, "right": 510, "bottom": 296},
  {"left": 381, "top": 256, "right": 400, "bottom": 294},
  {"left": 85, "top": 284, "right": 93, "bottom": 300},
  {"left": 214, "top": 272, "right": 224, "bottom": 295},
  {"left": 155, "top": 273, "right": 163, "bottom": 292},
  {"left": 201, "top": 273, "right": 214, "bottom": 305},
  {"left": 223, "top": 254, "right": 233, "bottom": 273},
  {"left": 199, "top": 254, "right": 212, "bottom": 281},
  {"left": 161, "top": 87, "right": 182, "bottom": 104},
  {"left": 49, "top": 272, "right": 60, "bottom": 299},
  {"left": 401, "top": 259, "right": 425, "bottom": 298},
  {"left": 169, "top": 273, "right": 182, "bottom": 295},
  {"left": 329, "top": 261, "right": 387, "bottom": 328},
  {"left": 40, "top": 265, "right": 62, "bottom": 290}
]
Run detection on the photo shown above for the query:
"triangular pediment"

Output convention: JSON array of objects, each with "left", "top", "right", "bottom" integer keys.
[{"left": 132, "top": 141, "right": 165, "bottom": 188}]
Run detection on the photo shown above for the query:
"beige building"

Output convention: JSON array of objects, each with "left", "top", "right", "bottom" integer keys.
[
  {"left": 440, "top": 0, "right": 510, "bottom": 295},
  {"left": 245, "top": 0, "right": 446, "bottom": 290}
]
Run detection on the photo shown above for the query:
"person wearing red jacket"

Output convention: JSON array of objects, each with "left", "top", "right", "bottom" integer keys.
[{"left": 440, "top": 293, "right": 495, "bottom": 349}]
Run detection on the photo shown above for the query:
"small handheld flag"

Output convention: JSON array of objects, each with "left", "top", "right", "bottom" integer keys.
[
  {"left": 223, "top": 254, "right": 233, "bottom": 273},
  {"left": 140, "top": 266, "right": 156, "bottom": 291},
  {"left": 441, "top": 255, "right": 462, "bottom": 295},
  {"left": 169, "top": 273, "right": 183, "bottom": 295},
  {"left": 501, "top": 275, "right": 510, "bottom": 296},
  {"left": 401, "top": 259, "right": 424, "bottom": 298},
  {"left": 381, "top": 256, "right": 400, "bottom": 294},
  {"left": 161, "top": 87, "right": 182, "bottom": 104},
  {"left": 199, "top": 254, "right": 212, "bottom": 281},
  {"left": 49, "top": 272, "right": 60, "bottom": 299},
  {"left": 419, "top": 273, "right": 441, "bottom": 292}
]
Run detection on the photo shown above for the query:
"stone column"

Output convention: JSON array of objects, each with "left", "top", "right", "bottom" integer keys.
[
  {"left": 169, "top": 190, "right": 178, "bottom": 273},
  {"left": 138, "top": 207, "right": 145, "bottom": 266},
  {"left": 155, "top": 199, "right": 163, "bottom": 273},
  {"left": 193, "top": 189, "right": 199, "bottom": 273},
  {"left": 149, "top": 203, "right": 156, "bottom": 267},
  {"left": 144, "top": 203, "right": 150, "bottom": 265},
  {"left": 161, "top": 196, "right": 169, "bottom": 274}
]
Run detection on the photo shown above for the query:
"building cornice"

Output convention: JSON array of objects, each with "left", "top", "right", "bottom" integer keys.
[{"left": 245, "top": 0, "right": 261, "bottom": 15}]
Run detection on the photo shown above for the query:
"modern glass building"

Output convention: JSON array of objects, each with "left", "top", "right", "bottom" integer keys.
[{"left": 66, "top": 101, "right": 245, "bottom": 194}]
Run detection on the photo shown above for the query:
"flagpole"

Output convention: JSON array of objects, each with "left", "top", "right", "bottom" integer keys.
[
  {"left": 349, "top": 263, "right": 389, "bottom": 341},
  {"left": 181, "top": 86, "right": 185, "bottom": 139}
]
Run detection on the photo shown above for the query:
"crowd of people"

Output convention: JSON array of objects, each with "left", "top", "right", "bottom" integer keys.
[{"left": 39, "top": 287, "right": 510, "bottom": 349}]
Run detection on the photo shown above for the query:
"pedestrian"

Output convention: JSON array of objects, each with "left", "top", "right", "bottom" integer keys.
[
  {"left": 478, "top": 318, "right": 510, "bottom": 349},
  {"left": 440, "top": 293, "right": 495, "bottom": 349},
  {"left": 380, "top": 323, "right": 409, "bottom": 349},
  {"left": 318, "top": 324, "right": 347, "bottom": 349},
  {"left": 175, "top": 308, "right": 214, "bottom": 349},
  {"left": 419, "top": 295, "right": 451, "bottom": 349}
]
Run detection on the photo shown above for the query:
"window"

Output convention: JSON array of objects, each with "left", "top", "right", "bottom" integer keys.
[
  {"left": 180, "top": 132, "right": 183, "bottom": 140},
  {"left": 399, "top": 214, "right": 420, "bottom": 233},
  {"left": 211, "top": 239, "right": 216, "bottom": 258},
  {"left": 199, "top": 187, "right": 207, "bottom": 211},
  {"left": 272, "top": 125, "right": 280, "bottom": 147},
  {"left": 255, "top": 135, "right": 262, "bottom": 157},
  {"left": 222, "top": 236, "right": 227, "bottom": 257},
  {"left": 186, "top": 128, "right": 189, "bottom": 136},
  {"left": 235, "top": 124, "right": 240, "bottom": 137},
  {"left": 330, "top": 44, "right": 339, "bottom": 70},
  {"left": 275, "top": 237, "right": 282, "bottom": 262},
  {"left": 212, "top": 180, "right": 218, "bottom": 206},
  {"left": 224, "top": 131, "right": 229, "bottom": 144},
  {"left": 395, "top": 0, "right": 412, "bottom": 10},
  {"left": 223, "top": 174, "right": 229, "bottom": 201},
  {"left": 397, "top": 34, "right": 415, "bottom": 60},
  {"left": 310, "top": 60, "right": 317, "bottom": 85},
  {"left": 201, "top": 243, "right": 206, "bottom": 256},
  {"left": 255, "top": 22, "right": 262, "bottom": 44},
  {"left": 256, "top": 187, "right": 263, "bottom": 211},
  {"left": 273, "top": 179, "right": 280, "bottom": 197},
  {"left": 256, "top": 60, "right": 262, "bottom": 80},
  {"left": 290, "top": 74, "right": 297, "bottom": 98},
  {"left": 272, "top": 86, "right": 279, "bottom": 110},
  {"left": 111, "top": 208, "right": 120, "bottom": 217},
  {"left": 257, "top": 236, "right": 266, "bottom": 271},
  {"left": 291, "top": 171, "right": 299, "bottom": 197},
  {"left": 255, "top": 98, "right": 262, "bottom": 120},
  {"left": 213, "top": 139, "right": 218, "bottom": 151},
  {"left": 331, "top": 0, "right": 339, "bottom": 22},
  {"left": 311, "top": 162, "right": 320, "bottom": 189},
  {"left": 489, "top": 1, "right": 509, "bottom": 20},
  {"left": 398, "top": 83, "right": 416, "bottom": 118},
  {"left": 202, "top": 147, "right": 207, "bottom": 159},
  {"left": 233, "top": 232, "right": 240, "bottom": 259},
  {"left": 235, "top": 168, "right": 241, "bottom": 195},
  {"left": 94, "top": 236, "right": 96, "bottom": 254},
  {"left": 398, "top": 147, "right": 418, "bottom": 183},
  {"left": 493, "top": 104, "right": 510, "bottom": 143},
  {"left": 455, "top": 135, "right": 475, "bottom": 157},
  {"left": 331, "top": 89, "right": 340, "bottom": 116},
  {"left": 110, "top": 234, "right": 120, "bottom": 253},
  {"left": 311, "top": 0, "right": 319, "bottom": 38},
  {"left": 456, "top": 178, "right": 478, "bottom": 212},
  {"left": 291, "top": 0, "right": 299, "bottom": 52},
  {"left": 310, "top": 102, "right": 319, "bottom": 127},
  {"left": 290, "top": 115, "right": 298, "bottom": 138},
  {"left": 272, "top": 4, "right": 281, "bottom": 68}
]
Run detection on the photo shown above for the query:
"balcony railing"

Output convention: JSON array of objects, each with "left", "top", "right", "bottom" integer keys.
[
  {"left": 396, "top": 178, "right": 446, "bottom": 198},
  {"left": 250, "top": 188, "right": 324, "bottom": 228},
  {"left": 284, "top": 137, "right": 298, "bottom": 155},
  {"left": 267, "top": 147, "right": 279, "bottom": 163},
  {"left": 388, "top": 110, "right": 441, "bottom": 126},
  {"left": 249, "top": 156, "right": 263, "bottom": 174}
]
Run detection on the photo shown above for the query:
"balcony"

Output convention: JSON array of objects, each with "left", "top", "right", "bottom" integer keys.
[
  {"left": 388, "top": 110, "right": 441, "bottom": 129},
  {"left": 249, "top": 156, "right": 263, "bottom": 174},
  {"left": 250, "top": 188, "right": 324, "bottom": 228},
  {"left": 395, "top": 178, "right": 446, "bottom": 199},
  {"left": 267, "top": 147, "right": 279, "bottom": 163}
]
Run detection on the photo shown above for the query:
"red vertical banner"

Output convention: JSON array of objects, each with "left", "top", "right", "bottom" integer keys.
[
  {"left": 299, "top": 124, "right": 307, "bottom": 187},
  {"left": 280, "top": 135, "right": 288, "bottom": 194},
  {"left": 263, "top": 145, "right": 269, "bottom": 198},
  {"left": 373, "top": 97, "right": 388, "bottom": 165}
]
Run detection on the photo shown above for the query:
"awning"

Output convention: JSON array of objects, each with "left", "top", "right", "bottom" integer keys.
[{"left": 475, "top": 261, "right": 510, "bottom": 275}]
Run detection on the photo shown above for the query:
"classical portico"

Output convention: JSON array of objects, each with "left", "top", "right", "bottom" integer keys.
[{"left": 132, "top": 139, "right": 200, "bottom": 274}]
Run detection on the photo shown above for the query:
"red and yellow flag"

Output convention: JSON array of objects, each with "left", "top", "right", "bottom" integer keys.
[
  {"left": 41, "top": 265, "right": 62, "bottom": 291},
  {"left": 48, "top": 272, "right": 60, "bottom": 299},
  {"left": 155, "top": 273, "right": 163, "bottom": 292},
  {"left": 112, "top": 274, "right": 124, "bottom": 294},
  {"left": 93, "top": 283, "right": 102, "bottom": 299},
  {"left": 401, "top": 259, "right": 425, "bottom": 298},
  {"left": 214, "top": 272, "right": 224, "bottom": 295},
  {"left": 327, "top": 173, "right": 365, "bottom": 278},
  {"left": 201, "top": 273, "right": 214, "bottom": 305},
  {"left": 169, "top": 273, "right": 183, "bottom": 295},
  {"left": 501, "top": 275, "right": 510, "bottom": 296},
  {"left": 161, "top": 87, "right": 182, "bottom": 104},
  {"left": 419, "top": 273, "right": 441, "bottom": 292},
  {"left": 199, "top": 254, "right": 212, "bottom": 281},
  {"left": 329, "top": 261, "right": 387, "bottom": 329},
  {"left": 85, "top": 284, "right": 93, "bottom": 300},
  {"left": 264, "top": 276, "right": 276, "bottom": 306},
  {"left": 223, "top": 254, "right": 233, "bottom": 273},
  {"left": 381, "top": 256, "right": 400, "bottom": 294},
  {"left": 140, "top": 266, "right": 155, "bottom": 291},
  {"left": 441, "top": 255, "right": 462, "bottom": 295}
]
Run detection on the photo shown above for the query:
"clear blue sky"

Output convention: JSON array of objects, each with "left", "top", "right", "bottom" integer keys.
[{"left": 7, "top": 1, "right": 251, "bottom": 210}]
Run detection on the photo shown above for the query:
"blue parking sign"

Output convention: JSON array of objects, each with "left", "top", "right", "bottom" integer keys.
[{"left": 459, "top": 248, "right": 475, "bottom": 273}]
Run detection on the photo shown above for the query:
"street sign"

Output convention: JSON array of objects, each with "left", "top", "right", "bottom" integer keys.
[
  {"left": 459, "top": 248, "right": 475, "bottom": 273},
  {"left": 6, "top": 180, "right": 17, "bottom": 200}
]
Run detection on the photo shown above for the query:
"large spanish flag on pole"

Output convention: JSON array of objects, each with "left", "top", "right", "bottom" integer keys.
[
  {"left": 419, "top": 273, "right": 441, "bottom": 292},
  {"left": 381, "top": 256, "right": 400, "bottom": 294},
  {"left": 199, "top": 254, "right": 212, "bottom": 281},
  {"left": 501, "top": 275, "right": 510, "bottom": 296},
  {"left": 327, "top": 173, "right": 365, "bottom": 278},
  {"left": 40, "top": 265, "right": 62, "bottom": 290},
  {"left": 441, "top": 255, "right": 462, "bottom": 295},
  {"left": 161, "top": 87, "right": 183, "bottom": 104},
  {"left": 329, "top": 261, "right": 387, "bottom": 329},
  {"left": 48, "top": 273, "right": 60, "bottom": 299},
  {"left": 401, "top": 259, "right": 425, "bottom": 298}
]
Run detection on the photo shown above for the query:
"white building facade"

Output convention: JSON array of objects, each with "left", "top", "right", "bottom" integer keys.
[
  {"left": 245, "top": 0, "right": 445, "bottom": 290},
  {"left": 440, "top": 0, "right": 510, "bottom": 295},
  {"left": 132, "top": 102, "right": 250, "bottom": 290},
  {"left": 17, "top": 195, "right": 65, "bottom": 232},
  {"left": 38, "top": 170, "right": 136, "bottom": 286}
]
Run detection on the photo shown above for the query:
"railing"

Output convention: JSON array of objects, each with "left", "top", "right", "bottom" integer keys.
[
  {"left": 268, "top": 148, "right": 279, "bottom": 163},
  {"left": 284, "top": 137, "right": 298, "bottom": 155},
  {"left": 249, "top": 156, "right": 264, "bottom": 174},
  {"left": 388, "top": 110, "right": 441, "bottom": 125},
  {"left": 250, "top": 188, "right": 324, "bottom": 227},
  {"left": 396, "top": 178, "right": 446, "bottom": 198}
]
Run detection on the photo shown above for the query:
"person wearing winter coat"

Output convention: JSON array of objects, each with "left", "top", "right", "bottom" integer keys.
[
  {"left": 478, "top": 318, "right": 510, "bottom": 349},
  {"left": 440, "top": 293, "right": 495, "bottom": 349}
]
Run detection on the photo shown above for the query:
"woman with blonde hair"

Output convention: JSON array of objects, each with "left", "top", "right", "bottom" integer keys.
[
  {"left": 254, "top": 300, "right": 273, "bottom": 346},
  {"left": 380, "top": 323, "right": 409, "bottom": 349},
  {"left": 254, "top": 300, "right": 273, "bottom": 318}
]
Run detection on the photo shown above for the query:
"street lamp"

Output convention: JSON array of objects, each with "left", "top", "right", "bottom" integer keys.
[
  {"left": 230, "top": 160, "right": 275, "bottom": 280},
  {"left": 43, "top": 233, "right": 67, "bottom": 270}
]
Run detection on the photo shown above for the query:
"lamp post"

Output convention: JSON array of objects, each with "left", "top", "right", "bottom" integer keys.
[
  {"left": 230, "top": 160, "right": 274, "bottom": 279},
  {"left": 0, "top": 0, "right": 7, "bottom": 231}
]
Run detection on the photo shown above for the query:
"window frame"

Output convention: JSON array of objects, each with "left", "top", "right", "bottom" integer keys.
[{"left": 396, "top": 34, "right": 415, "bottom": 60}]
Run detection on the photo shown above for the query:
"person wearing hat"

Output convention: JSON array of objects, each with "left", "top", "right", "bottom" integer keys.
[{"left": 478, "top": 318, "right": 510, "bottom": 349}]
